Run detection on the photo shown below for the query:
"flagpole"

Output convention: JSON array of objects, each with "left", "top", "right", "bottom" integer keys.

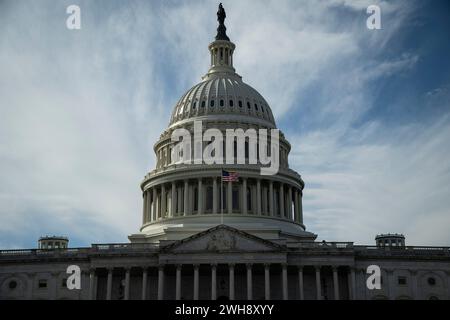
[{"left": 220, "top": 170, "right": 223, "bottom": 225}]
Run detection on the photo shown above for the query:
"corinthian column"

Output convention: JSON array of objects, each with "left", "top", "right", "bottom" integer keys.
[
  {"left": 184, "top": 180, "right": 189, "bottom": 216},
  {"left": 213, "top": 178, "right": 218, "bottom": 214},
  {"left": 161, "top": 185, "right": 166, "bottom": 218},
  {"left": 269, "top": 181, "right": 274, "bottom": 216},
  {"left": 279, "top": 184, "right": 285, "bottom": 218},
  {"left": 256, "top": 179, "right": 262, "bottom": 215},
  {"left": 242, "top": 178, "right": 247, "bottom": 215},
  {"left": 227, "top": 181, "right": 232, "bottom": 214},
  {"left": 198, "top": 179, "right": 203, "bottom": 214},
  {"left": 171, "top": 182, "right": 176, "bottom": 217}
]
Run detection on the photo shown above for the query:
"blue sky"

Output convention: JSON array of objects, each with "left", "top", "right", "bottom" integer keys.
[{"left": 0, "top": 0, "right": 449, "bottom": 248}]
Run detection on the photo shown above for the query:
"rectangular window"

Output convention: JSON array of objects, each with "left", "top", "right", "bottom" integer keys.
[
  {"left": 398, "top": 276, "right": 407, "bottom": 286},
  {"left": 38, "top": 279, "right": 47, "bottom": 289}
]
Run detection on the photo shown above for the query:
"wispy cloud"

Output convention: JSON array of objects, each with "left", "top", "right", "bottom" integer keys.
[{"left": 0, "top": 0, "right": 449, "bottom": 248}]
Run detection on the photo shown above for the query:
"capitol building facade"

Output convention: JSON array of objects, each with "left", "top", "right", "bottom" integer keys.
[{"left": 1, "top": 5, "right": 449, "bottom": 301}]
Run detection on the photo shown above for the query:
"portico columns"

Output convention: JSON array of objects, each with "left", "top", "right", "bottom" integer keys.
[
  {"left": 242, "top": 178, "right": 248, "bottom": 215},
  {"left": 157, "top": 266, "right": 164, "bottom": 300},
  {"left": 213, "top": 178, "right": 218, "bottom": 214},
  {"left": 298, "top": 266, "right": 304, "bottom": 300},
  {"left": 106, "top": 268, "right": 113, "bottom": 300},
  {"left": 264, "top": 264, "right": 270, "bottom": 300},
  {"left": 279, "top": 184, "right": 285, "bottom": 218},
  {"left": 89, "top": 269, "right": 96, "bottom": 300},
  {"left": 227, "top": 181, "right": 232, "bottom": 214},
  {"left": 246, "top": 264, "right": 253, "bottom": 300},
  {"left": 171, "top": 182, "right": 176, "bottom": 217},
  {"left": 282, "top": 264, "right": 288, "bottom": 300},
  {"left": 184, "top": 180, "right": 189, "bottom": 216},
  {"left": 332, "top": 266, "right": 339, "bottom": 300},
  {"left": 315, "top": 266, "right": 322, "bottom": 300},
  {"left": 269, "top": 181, "right": 274, "bottom": 216},
  {"left": 193, "top": 264, "right": 200, "bottom": 300},
  {"left": 411, "top": 270, "right": 418, "bottom": 300},
  {"left": 229, "top": 264, "right": 235, "bottom": 300},
  {"left": 124, "top": 268, "right": 130, "bottom": 300},
  {"left": 142, "top": 268, "right": 148, "bottom": 300},
  {"left": 349, "top": 267, "right": 356, "bottom": 300},
  {"left": 176, "top": 265, "right": 182, "bottom": 300},
  {"left": 211, "top": 264, "right": 217, "bottom": 300},
  {"left": 386, "top": 269, "right": 395, "bottom": 300},
  {"left": 256, "top": 179, "right": 261, "bottom": 215}
]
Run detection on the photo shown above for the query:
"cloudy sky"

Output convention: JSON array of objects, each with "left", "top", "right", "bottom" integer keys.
[{"left": 1, "top": 0, "right": 449, "bottom": 248}]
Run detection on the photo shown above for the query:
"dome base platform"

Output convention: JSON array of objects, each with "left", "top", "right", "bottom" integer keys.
[{"left": 129, "top": 214, "right": 317, "bottom": 243}]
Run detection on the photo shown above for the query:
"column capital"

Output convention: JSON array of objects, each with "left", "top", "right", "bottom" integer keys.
[
  {"left": 176, "top": 264, "right": 183, "bottom": 271},
  {"left": 246, "top": 263, "right": 253, "bottom": 270},
  {"left": 264, "top": 263, "right": 271, "bottom": 269},
  {"left": 193, "top": 264, "right": 200, "bottom": 269},
  {"left": 314, "top": 265, "right": 322, "bottom": 272},
  {"left": 158, "top": 265, "right": 165, "bottom": 271},
  {"left": 281, "top": 263, "right": 288, "bottom": 269},
  {"left": 228, "top": 263, "right": 235, "bottom": 269},
  {"left": 210, "top": 263, "right": 217, "bottom": 269},
  {"left": 297, "top": 265, "right": 304, "bottom": 272},
  {"left": 331, "top": 266, "right": 339, "bottom": 272},
  {"left": 106, "top": 267, "right": 114, "bottom": 273}
]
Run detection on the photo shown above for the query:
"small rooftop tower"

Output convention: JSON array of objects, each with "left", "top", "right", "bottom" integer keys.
[
  {"left": 38, "top": 236, "right": 69, "bottom": 249},
  {"left": 375, "top": 234, "right": 405, "bottom": 247}
]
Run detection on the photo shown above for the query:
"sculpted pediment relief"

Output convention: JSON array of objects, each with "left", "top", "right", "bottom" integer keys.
[{"left": 162, "top": 225, "right": 284, "bottom": 253}]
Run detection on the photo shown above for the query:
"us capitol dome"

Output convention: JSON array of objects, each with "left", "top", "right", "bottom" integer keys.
[{"left": 129, "top": 4, "right": 316, "bottom": 244}]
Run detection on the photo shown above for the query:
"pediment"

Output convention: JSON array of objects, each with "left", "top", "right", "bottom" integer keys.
[{"left": 162, "top": 225, "right": 284, "bottom": 253}]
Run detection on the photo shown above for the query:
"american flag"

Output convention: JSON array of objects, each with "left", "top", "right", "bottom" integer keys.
[{"left": 222, "top": 170, "right": 239, "bottom": 182}]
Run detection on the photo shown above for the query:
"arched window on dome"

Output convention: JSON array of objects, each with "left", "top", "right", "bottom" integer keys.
[
  {"left": 239, "top": 100, "right": 243, "bottom": 108},
  {"left": 247, "top": 101, "right": 251, "bottom": 109},
  {"left": 210, "top": 99, "right": 215, "bottom": 107},
  {"left": 192, "top": 101, "right": 197, "bottom": 109},
  {"left": 229, "top": 99, "right": 234, "bottom": 107},
  {"left": 255, "top": 103, "right": 258, "bottom": 111},
  {"left": 201, "top": 100, "right": 206, "bottom": 108},
  {"left": 220, "top": 99, "right": 224, "bottom": 107}
]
